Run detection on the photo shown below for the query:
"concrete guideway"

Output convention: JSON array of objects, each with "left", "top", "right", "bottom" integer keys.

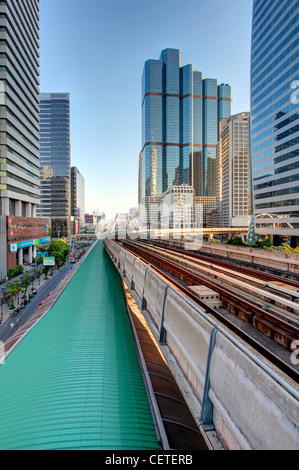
[{"left": 105, "top": 238, "right": 299, "bottom": 450}]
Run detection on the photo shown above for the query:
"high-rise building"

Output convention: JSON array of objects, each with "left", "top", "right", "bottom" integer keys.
[
  {"left": 160, "top": 185, "right": 194, "bottom": 230},
  {"left": 194, "top": 196, "right": 216, "bottom": 227},
  {"left": 0, "top": 0, "right": 50, "bottom": 279},
  {"left": 37, "top": 93, "right": 71, "bottom": 238},
  {"left": 251, "top": 0, "right": 299, "bottom": 246},
  {"left": 138, "top": 150, "right": 142, "bottom": 206},
  {"left": 141, "top": 48, "right": 232, "bottom": 206},
  {"left": 70, "top": 166, "right": 85, "bottom": 235},
  {"left": 216, "top": 112, "right": 251, "bottom": 228}
]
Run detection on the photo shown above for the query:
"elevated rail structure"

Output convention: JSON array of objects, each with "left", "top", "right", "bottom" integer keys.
[
  {"left": 120, "top": 239, "right": 299, "bottom": 379},
  {"left": 0, "top": 239, "right": 209, "bottom": 451},
  {"left": 104, "top": 237, "right": 299, "bottom": 450}
]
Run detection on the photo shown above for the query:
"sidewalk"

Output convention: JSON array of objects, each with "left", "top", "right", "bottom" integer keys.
[
  {"left": 0, "top": 264, "right": 43, "bottom": 289},
  {"left": 0, "top": 270, "right": 57, "bottom": 328}
]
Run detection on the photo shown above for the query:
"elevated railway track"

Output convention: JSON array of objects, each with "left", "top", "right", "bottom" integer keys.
[{"left": 118, "top": 239, "right": 299, "bottom": 384}]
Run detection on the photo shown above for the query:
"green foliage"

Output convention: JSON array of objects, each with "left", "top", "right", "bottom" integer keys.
[
  {"left": 35, "top": 256, "right": 43, "bottom": 265},
  {"left": 251, "top": 237, "right": 272, "bottom": 249},
  {"left": 7, "top": 265, "right": 24, "bottom": 279},
  {"left": 22, "top": 273, "right": 32, "bottom": 296},
  {"left": 51, "top": 250, "right": 63, "bottom": 268},
  {"left": 43, "top": 266, "right": 51, "bottom": 279},
  {"left": 48, "top": 240, "right": 70, "bottom": 267},
  {"left": 227, "top": 236, "right": 247, "bottom": 246},
  {"left": 7, "top": 279, "right": 23, "bottom": 308},
  {"left": 264, "top": 243, "right": 299, "bottom": 254}
]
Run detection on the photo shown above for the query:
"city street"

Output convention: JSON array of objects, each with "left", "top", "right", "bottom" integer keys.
[{"left": 0, "top": 261, "right": 74, "bottom": 344}]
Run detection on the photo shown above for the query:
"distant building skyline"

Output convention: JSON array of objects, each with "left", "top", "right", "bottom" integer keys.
[
  {"left": 250, "top": 0, "right": 299, "bottom": 246},
  {"left": 37, "top": 92, "right": 71, "bottom": 238},
  {"left": 38, "top": 0, "right": 253, "bottom": 220},
  {"left": 140, "top": 48, "right": 232, "bottom": 209}
]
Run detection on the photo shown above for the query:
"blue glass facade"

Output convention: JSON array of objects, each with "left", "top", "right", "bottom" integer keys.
[
  {"left": 251, "top": 0, "right": 299, "bottom": 241},
  {"left": 141, "top": 48, "right": 232, "bottom": 199},
  {"left": 37, "top": 93, "right": 71, "bottom": 237}
]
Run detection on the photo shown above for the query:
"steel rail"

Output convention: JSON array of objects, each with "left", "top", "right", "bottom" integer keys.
[
  {"left": 142, "top": 239, "right": 299, "bottom": 288},
  {"left": 123, "top": 241, "right": 299, "bottom": 337},
  {"left": 139, "top": 242, "right": 299, "bottom": 304},
  {"left": 121, "top": 240, "right": 299, "bottom": 383}
]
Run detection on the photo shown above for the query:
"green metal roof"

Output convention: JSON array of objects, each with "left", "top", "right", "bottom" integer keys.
[{"left": 0, "top": 240, "right": 160, "bottom": 450}]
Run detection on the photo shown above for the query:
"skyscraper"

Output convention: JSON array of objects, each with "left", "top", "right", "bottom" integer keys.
[
  {"left": 70, "top": 166, "right": 85, "bottom": 235},
  {"left": 141, "top": 48, "right": 232, "bottom": 205},
  {"left": 0, "top": 0, "right": 50, "bottom": 279},
  {"left": 216, "top": 113, "right": 251, "bottom": 227},
  {"left": 251, "top": 0, "right": 299, "bottom": 246},
  {"left": 37, "top": 93, "right": 71, "bottom": 238}
]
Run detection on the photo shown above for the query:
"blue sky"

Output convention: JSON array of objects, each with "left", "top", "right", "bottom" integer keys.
[{"left": 39, "top": 0, "right": 253, "bottom": 220}]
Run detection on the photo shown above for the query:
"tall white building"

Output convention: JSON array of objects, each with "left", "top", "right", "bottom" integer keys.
[
  {"left": 71, "top": 166, "right": 85, "bottom": 235},
  {"left": 160, "top": 185, "right": 194, "bottom": 230},
  {"left": 0, "top": 1, "right": 49, "bottom": 279},
  {"left": 0, "top": 0, "right": 40, "bottom": 216},
  {"left": 216, "top": 113, "right": 251, "bottom": 228}
]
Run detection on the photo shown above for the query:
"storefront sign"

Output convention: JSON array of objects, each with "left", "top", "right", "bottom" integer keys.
[
  {"left": 10, "top": 244, "right": 18, "bottom": 253},
  {"left": 9, "top": 237, "right": 50, "bottom": 252},
  {"left": 43, "top": 257, "right": 55, "bottom": 266}
]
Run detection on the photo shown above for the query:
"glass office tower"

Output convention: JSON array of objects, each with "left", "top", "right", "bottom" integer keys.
[
  {"left": 37, "top": 93, "right": 71, "bottom": 238},
  {"left": 251, "top": 0, "right": 299, "bottom": 246},
  {"left": 141, "top": 48, "right": 232, "bottom": 202}
]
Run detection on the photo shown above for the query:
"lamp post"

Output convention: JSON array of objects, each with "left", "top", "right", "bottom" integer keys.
[
  {"left": 20, "top": 275, "right": 24, "bottom": 307},
  {"left": 34, "top": 265, "right": 37, "bottom": 290},
  {"left": 0, "top": 288, "right": 5, "bottom": 324}
]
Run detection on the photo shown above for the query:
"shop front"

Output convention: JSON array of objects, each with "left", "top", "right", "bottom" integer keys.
[{"left": 7, "top": 216, "right": 50, "bottom": 272}]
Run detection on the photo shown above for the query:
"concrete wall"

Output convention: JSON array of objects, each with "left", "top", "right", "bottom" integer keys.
[
  {"left": 154, "top": 238, "right": 299, "bottom": 274},
  {"left": 104, "top": 238, "right": 299, "bottom": 450}
]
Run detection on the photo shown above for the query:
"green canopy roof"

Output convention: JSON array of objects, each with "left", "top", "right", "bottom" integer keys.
[{"left": 0, "top": 240, "right": 159, "bottom": 450}]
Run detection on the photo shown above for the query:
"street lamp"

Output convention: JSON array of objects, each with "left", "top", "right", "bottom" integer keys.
[
  {"left": 19, "top": 276, "right": 24, "bottom": 307},
  {"left": 0, "top": 288, "right": 4, "bottom": 324}
]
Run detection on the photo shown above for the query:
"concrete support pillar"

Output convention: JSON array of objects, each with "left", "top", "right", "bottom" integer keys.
[
  {"left": 26, "top": 202, "right": 32, "bottom": 218},
  {"left": 1, "top": 197, "right": 9, "bottom": 216},
  {"left": 273, "top": 235, "right": 280, "bottom": 246},
  {"left": 18, "top": 248, "right": 23, "bottom": 266},
  {"left": 28, "top": 245, "right": 33, "bottom": 265},
  {"left": 290, "top": 236, "right": 298, "bottom": 249},
  {"left": 33, "top": 245, "right": 37, "bottom": 259},
  {"left": 32, "top": 204, "right": 36, "bottom": 218},
  {"left": 15, "top": 200, "right": 22, "bottom": 217}
]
